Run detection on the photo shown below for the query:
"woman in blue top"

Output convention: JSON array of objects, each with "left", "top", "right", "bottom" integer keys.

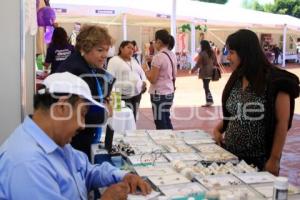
[
  {"left": 44, "top": 27, "right": 74, "bottom": 74},
  {"left": 56, "top": 25, "right": 114, "bottom": 159}
]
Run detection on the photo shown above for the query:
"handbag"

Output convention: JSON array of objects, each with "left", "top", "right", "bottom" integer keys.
[{"left": 212, "top": 67, "right": 221, "bottom": 81}]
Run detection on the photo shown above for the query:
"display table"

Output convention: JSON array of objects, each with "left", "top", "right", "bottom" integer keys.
[
  {"left": 91, "top": 129, "right": 300, "bottom": 200},
  {"left": 108, "top": 107, "right": 136, "bottom": 133}
]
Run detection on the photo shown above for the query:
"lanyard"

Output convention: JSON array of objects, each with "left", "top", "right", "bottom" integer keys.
[
  {"left": 91, "top": 69, "right": 103, "bottom": 102},
  {"left": 90, "top": 69, "right": 103, "bottom": 143}
]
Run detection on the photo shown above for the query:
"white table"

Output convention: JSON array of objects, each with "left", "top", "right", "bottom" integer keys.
[{"left": 108, "top": 107, "right": 136, "bottom": 133}]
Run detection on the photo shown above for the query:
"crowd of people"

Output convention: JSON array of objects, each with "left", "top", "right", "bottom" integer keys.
[{"left": 0, "top": 23, "right": 299, "bottom": 200}]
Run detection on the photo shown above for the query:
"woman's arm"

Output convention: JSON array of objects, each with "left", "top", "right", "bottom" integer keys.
[
  {"left": 191, "top": 54, "right": 202, "bottom": 74},
  {"left": 43, "top": 62, "right": 50, "bottom": 71},
  {"left": 213, "top": 120, "right": 224, "bottom": 146},
  {"left": 142, "top": 63, "right": 159, "bottom": 84},
  {"left": 265, "top": 91, "right": 290, "bottom": 176}
]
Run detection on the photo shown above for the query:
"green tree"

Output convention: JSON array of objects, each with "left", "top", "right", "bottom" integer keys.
[
  {"left": 243, "top": 0, "right": 266, "bottom": 11},
  {"left": 252, "top": 1, "right": 264, "bottom": 12},
  {"left": 194, "top": 0, "right": 228, "bottom": 4},
  {"left": 242, "top": 0, "right": 300, "bottom": 18},
  {"left": 272, "top": 0, "right": 300, "bottom": 18},
  {"left": 263, "top": 3, "right": 275, "bottom": 13},
  {"left": 292, "top": 5, "right": 300, "bottom": 18}
]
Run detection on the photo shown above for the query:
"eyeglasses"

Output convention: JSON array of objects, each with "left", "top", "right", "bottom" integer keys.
[{"left": 139, "top": 149, "right": 164, "bottom": 166}]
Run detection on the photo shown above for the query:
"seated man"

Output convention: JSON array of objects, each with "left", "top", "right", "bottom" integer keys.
[{"left": 0, "top": 72, "right": 151, "bottom": 200}]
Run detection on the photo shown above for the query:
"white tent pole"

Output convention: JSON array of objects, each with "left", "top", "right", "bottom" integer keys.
[
  {"left": 190, "top": 21, "right": 196, "bottom": 68},
  {"left": 171, "top": 0, "right": 177, "bottom": 52},
  {"left": 122, "top": 13, "right": 127, "bottom": 40},
  {"left": 282, "top": 24, "right": 287, "bottom": 68}
]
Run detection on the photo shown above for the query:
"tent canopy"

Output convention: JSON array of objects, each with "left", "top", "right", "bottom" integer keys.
[{"left": 51, "top": 0, "right": 300, "bottom": 33}]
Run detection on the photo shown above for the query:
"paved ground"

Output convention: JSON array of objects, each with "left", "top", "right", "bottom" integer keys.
[{"left": 136, "top": 64, "right": 300, "bottom": 185}]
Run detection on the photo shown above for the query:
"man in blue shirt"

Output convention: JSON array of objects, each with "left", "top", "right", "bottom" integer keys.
[{"left": 0, "top": 72, "right": 150, "bottom": 200}]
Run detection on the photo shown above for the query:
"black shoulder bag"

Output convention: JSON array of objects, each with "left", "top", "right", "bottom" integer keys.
[{"left": 162, "top": 51, "right": 176, "bottom": 91}]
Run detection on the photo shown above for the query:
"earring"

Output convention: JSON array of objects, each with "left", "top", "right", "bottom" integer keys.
[{"left": 81, "top": 51, "right": 85, "bottom": 56}]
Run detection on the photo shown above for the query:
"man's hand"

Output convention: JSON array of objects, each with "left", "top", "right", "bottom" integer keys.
[
  {"left": 101, "top": 182, "right": 129, "bottom": 200},
  {"left": 123, "top": 174, "right": 152, "bottom": 195}
]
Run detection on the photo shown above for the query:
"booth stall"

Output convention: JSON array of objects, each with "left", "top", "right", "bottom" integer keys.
[{"left": 49, "top": 0, "right": 300, "bottom": 68}]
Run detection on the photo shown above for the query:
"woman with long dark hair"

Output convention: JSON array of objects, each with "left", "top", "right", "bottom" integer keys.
[
  {"left": 44, "top": 27, "right": 74, "bottom": 74},
  {"left": 213, "top": 29, "right": 299, "bottom": 175},
  {"left": 191, "top": 40, "right": 216, "bottom": 107},
  {"left": 142, "top": 29, "right": 177, "bottom": 129}
]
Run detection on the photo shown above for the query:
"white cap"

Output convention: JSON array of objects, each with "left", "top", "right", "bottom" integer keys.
[{"left": 39, "top": 72, "right": 105, "bottom": 109}]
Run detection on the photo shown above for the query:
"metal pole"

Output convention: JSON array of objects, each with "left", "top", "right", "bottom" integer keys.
[
  {"left": 170, "top": 0, "right": 176, "bottom": 52},
  {"left": 282, "top": 24, "right": 287, "bottom": 67},
  {"left": 122, "top": 13, "right": 127, "bottom": 40},
  {"left": 190, "top": 21, "right": 196, "bottom": 68},
  {"left": 20, "top": 0, "right": 26, "bottom": 120}
]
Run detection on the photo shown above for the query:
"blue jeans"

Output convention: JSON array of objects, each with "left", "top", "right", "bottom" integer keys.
[{"left": 150, "top": 93, "right": 174, "bottom": 129}]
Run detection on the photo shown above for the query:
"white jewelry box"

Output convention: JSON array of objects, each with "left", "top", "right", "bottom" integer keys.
[
  {"left": 147, "top": 174, "right": 190, "bottom": 187},
  {"left": 194, "top": 174, "right": 243, "bottom": 189},
  {"left": 158, "top": 182, "right": 206, "bottom": 198}
]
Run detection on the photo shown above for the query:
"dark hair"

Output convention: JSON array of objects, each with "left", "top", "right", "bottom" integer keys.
[
  {"left": 50, "top": 27, "right": 69, "bottom": 47},
  {"left": 225, "top": 29, "right": 272, "bottom": 95},
  {"left": 200, "top": 40, "right": 214, "bottom": 58},
  {"left": 131, "top": 40, "right": 137, "bottom": 46},
  {"left": 34, "top": 91, "right": 80, "bottom": 110},
  {"left": 155, "top": 29, "right": 175, "bottom": 50},
  {"left": 118, "top": 40, "right": 133, "bottom": 55}
]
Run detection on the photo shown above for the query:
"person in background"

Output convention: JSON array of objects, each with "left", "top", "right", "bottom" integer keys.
[
  {"left": 146, "top": 41, "right": 155, "bottom": 68},
  {"left": 273, "top": 44, "right": 281, "bottom": 65},
  {"left": 107, "top": 41, "right": 147, "bottom": 120},
  {"left": 199, "top": 32, "right": 205, "bottom": 42},
  {"left": 56, "top": 25, "right": 113, "bottom": 160},
  {"left": 213, "top": 29, "right": 299, "bottom": 175},
  {"left": 191, "top": 40, "right": 216, "bottom": 107},
  {"left": 0, "top": 72, "right": 151, "bottom": 200},
  {"left": 132, "top": 40, "right": 140, "bottom": 64},
  {"left": 142, "top": 29, "right": 177, "bottom": 129},
  {"left": 105, "top": 38, "right": 116, "bottom": 69},
  {"left": 44, "top": 27, "right": 74, "bottom": 74}
]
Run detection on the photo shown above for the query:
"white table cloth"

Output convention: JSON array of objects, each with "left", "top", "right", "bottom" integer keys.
[{"left": 108, "top": 107, "right": 136, "bottom": 133}]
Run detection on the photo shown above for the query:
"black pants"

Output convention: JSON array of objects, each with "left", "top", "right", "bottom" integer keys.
[
  {"left": 203, "top": 79, "right": 213, "bottom": 103},
  {"left": 274, "top": 55, "right": 279, "bottom": 64},
  {"left": 122, "top": 93, "right": 142, "bottom": 121},
  {"left": 150, "top": 93, "right": 174, "bottom": 129}
]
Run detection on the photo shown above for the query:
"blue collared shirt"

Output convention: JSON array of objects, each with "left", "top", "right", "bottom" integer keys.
[{"left": 0, "top": 116, "right": 126, "bottom": 200}]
